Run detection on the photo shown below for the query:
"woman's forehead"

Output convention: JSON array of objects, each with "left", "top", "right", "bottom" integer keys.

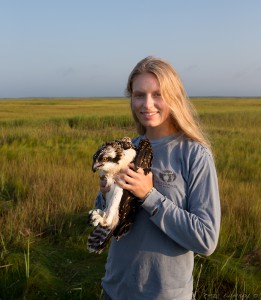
[{"left": 132, "top": 72, "right": 160, "bottom": 91}]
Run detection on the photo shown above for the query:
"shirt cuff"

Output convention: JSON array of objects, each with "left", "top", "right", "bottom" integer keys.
[{"left": 141, "top": 188, "right": 166, "bottom": 216}]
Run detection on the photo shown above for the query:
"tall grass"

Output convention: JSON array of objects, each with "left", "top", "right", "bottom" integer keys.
[{"left": 0, "top": 98, "right": 260, "bottom": 299}]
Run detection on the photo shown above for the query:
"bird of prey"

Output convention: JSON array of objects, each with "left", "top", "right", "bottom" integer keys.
[{"left": 87, "top": 137, "right": 153, "bottom": 254}]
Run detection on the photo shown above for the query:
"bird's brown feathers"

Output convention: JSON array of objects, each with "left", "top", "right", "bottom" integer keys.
[{"left": 88, "top": 138, "right": 153, "bottom": 253}]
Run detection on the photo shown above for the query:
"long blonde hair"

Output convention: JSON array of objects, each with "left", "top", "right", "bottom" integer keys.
[{"left": 126, "top": 56, "right": 211, "bottom": 150}]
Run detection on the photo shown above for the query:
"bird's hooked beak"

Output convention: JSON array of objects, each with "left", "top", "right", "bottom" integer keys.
[{"left": 92, "top": 161, "right": 103, "bottom": 172}]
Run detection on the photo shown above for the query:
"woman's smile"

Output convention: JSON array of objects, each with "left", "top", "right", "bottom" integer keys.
[
  {"left": 141, "top": 111, "right": 158, "bottom": 118},
  {"left": 131, "top": 72, "right": 176, "bottom": 139}
]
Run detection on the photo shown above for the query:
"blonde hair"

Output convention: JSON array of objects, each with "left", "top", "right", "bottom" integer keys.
[{"left": 126, "top": 56, "right": 211, "bottom": 150}]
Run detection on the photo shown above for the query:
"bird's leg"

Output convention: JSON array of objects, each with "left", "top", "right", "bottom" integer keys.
[
  {"left": 88, "top": 182, "right": 123, "bottom": 229},
  {"left": 104, "top": 182, "right": 123, "bottom": 230},
  {"left": 88, "top": 171, "right": 109, "bottom": 227}
]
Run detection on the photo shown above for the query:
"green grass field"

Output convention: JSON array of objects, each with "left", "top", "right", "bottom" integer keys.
[{"left": 0, "top": 97, "right": 260, "bottom": 299}]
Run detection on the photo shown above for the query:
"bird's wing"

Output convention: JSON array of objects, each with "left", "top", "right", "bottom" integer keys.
[
  {"left": 134, "top": 138, "right": 153, "bottom": 174},
  {"left": 113, "top": 139, "right": 153, "bottom": 239}
]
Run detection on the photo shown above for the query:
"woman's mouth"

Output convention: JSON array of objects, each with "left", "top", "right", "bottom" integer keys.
[{"left": 141, "top": 111, "right": 158, "bottom": 117}]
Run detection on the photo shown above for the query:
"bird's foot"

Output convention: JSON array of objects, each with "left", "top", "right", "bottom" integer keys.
[{"left": 88, "top": 209, "right": 107, "bottom": 227}]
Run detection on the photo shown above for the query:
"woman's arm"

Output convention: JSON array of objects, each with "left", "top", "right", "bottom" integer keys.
[
  {"left": 142, "top": 151, "right": 221, "bottom": 256},
  {"left": 94, "top": 178, "right": 109, "bottom": 210},
  {"left": 116, "top": 149, "right": 221, "bottom": 256}
]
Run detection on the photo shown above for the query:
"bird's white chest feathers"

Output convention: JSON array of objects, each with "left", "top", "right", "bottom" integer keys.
[
  {"left": 102, "top": 148, "right": 136, "bottom": 229},
  {"left": 104, "top": 180, "right": 123, "bottom": 229}
]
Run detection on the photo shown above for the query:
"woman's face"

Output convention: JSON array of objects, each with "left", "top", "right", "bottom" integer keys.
[{"left": 131, "top": 72, "right": 176, "bottom": 139}]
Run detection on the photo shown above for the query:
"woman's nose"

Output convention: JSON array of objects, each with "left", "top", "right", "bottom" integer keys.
[{"left": 143, "top": 94, "right": 154, "bottom": 108}]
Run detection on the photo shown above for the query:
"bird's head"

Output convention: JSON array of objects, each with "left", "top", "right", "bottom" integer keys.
[
  {"left": 92, "top": 143, "right": 123, "bottom": 173},
  {"left": 92, "top": 137, "right": 136, "bottom": 174}
]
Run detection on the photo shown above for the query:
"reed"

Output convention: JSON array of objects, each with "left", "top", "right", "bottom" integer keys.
[{"left": 0, "top": 97, "right": 260, "bottom": 299}]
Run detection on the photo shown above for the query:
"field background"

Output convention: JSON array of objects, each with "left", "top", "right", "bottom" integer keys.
[{"left": 0, "top": 97, "right": 260, "bottom": 299}]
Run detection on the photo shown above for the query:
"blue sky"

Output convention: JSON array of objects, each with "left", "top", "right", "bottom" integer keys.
[{"left": 0, "top": 0, "right": 260, "bottom": 98}]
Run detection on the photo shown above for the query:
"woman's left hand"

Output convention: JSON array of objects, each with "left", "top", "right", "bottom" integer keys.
[{"left": 115, "top": 165, "right": 153, "bottom": 199}]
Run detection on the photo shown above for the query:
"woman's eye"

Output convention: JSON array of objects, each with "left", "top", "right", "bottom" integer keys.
[
  {"left": 154, "top": 92, "right": 161, "bottom": 97},
  {"left": 133, "top": 94, "right": 144, "bottom": 99}
]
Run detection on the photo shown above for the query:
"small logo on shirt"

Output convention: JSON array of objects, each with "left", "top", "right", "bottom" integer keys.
[{"left": 159, "top": 170, "right": 176, "bottom": 183}]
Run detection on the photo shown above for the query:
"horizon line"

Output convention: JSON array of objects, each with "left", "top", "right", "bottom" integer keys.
[{"left": 1, "top": 96, "right": 261, "bottom": 100}]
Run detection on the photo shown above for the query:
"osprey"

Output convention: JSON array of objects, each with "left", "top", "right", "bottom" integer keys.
[{"left": 87, "top": 137, "right": 153, "bottom": 254}]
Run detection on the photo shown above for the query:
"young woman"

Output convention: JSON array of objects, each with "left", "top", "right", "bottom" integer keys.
[{"left": 95, "top": 56, "right": 221, "bottom": 300}]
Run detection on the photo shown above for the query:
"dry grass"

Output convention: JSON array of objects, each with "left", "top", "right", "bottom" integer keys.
[{"left": 0, "top": 97, "right": 260, "bottom": 299}]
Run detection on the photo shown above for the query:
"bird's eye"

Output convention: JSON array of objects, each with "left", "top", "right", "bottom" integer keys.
[{"left": 102, "top": 157, "right": 108, "bottom": 162}]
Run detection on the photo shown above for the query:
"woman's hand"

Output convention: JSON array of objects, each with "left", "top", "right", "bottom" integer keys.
[{"left": 115, "top": 165, "right": 153, "bottom": 199}]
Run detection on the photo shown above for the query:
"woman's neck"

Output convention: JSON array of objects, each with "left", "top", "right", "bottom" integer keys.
[{"left": 145, "top": 126, "right": 177, "bottom": 140}]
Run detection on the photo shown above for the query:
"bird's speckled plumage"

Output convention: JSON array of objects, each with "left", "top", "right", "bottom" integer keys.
[{"left": 87, "top": 137, "right": 153, "bottom": 254}]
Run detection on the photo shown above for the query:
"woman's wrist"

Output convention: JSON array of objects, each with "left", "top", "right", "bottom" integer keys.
[{"left": 137, "top": 187, "right": 155, "bottom": 204}]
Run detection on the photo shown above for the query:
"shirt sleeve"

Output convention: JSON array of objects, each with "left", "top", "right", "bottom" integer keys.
[
  {"left": 94, "top": 192, "right": 106, "bottom": 210},
  {"left": 141, "top": 148, "right": 221, "bottom": 256}
]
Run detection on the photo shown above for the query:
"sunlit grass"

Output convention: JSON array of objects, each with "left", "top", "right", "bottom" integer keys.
[
  {"left": 0, "top": 98, "right": 131, "bottom": 121},
  {"left": 0, "top": 97, "right": 261, "bottom": 299}
]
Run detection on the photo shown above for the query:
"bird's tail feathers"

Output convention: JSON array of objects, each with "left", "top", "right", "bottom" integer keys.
[{"left": 87, "top": 225, "right": 113, "bottom": 254}]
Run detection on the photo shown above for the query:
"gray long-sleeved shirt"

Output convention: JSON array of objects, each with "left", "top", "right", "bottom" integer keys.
[{"left": 95, "top": 132, "right": 221, "bottom": 300}]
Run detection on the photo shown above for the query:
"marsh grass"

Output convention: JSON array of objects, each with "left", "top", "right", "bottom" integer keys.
[{"left": 0, "top": 98, "right": 260, "bottom": 299}]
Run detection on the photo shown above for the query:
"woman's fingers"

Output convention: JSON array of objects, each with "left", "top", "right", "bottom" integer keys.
[{"left": 115, "top": 167, "right": 153, "bottom": 199}]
